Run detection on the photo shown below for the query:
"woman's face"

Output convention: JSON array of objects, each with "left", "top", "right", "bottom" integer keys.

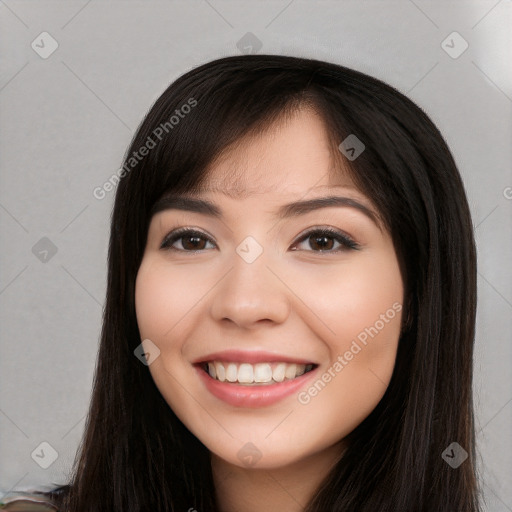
[{"left": 135, "top": 108, "right": 404, "bottom": 469}]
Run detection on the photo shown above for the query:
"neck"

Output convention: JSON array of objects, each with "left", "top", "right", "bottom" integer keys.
[{"left": 211, "top": 442, "right": 345, "bottom": 512}]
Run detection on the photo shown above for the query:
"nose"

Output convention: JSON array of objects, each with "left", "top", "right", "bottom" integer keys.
[{"left": 209, "top": 250, "right": 291, "bottom": 329}]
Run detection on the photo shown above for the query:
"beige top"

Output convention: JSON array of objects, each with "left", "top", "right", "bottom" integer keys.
[{"left": 0, "top": 493, "right": 58, "bottom": 511}]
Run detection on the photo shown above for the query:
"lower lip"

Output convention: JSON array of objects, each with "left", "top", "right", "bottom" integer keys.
[{"left": 195, "top": 364, "right": 319, "bottom": 408}]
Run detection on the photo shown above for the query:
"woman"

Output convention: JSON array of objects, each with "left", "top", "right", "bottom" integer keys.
[{"left": 1, "top": 54, "right": 480, "bottom": 511}]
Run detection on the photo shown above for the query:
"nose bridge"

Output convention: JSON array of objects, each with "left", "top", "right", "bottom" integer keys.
[{"left": 209, "top": 237, "right": 290, "bottom": 327}]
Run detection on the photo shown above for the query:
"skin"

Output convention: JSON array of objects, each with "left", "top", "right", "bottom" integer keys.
[{"left": 135, "top": 107, "right": 404, "bottom": 512}]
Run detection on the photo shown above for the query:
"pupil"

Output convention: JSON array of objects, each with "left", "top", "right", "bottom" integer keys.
[
  {"left": 312, "top": 235, "right": 333, "bottom": 251},
  {"left": 184, "top": 236, "right": 204, "bottom": 250}
]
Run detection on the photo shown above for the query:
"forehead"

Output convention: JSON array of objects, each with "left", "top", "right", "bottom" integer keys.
[
  {"left": 151, "top": 107, "right": 385, "bottom": 230},
  {"left": 196, "top": 107, "right": 355, "bottom": 199}
]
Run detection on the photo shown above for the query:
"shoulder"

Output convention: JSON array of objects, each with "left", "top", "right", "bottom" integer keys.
[{"left": 0, "top": 493, "right": 58, "bottom": 511}]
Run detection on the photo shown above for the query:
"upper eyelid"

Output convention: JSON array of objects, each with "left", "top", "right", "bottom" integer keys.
[
  {"left": 159, "top": 227, "right": 214, "bottom": 249},
  {"left": 161, "top": 225, "right": 351, "bottom": 241},
  {"left": 162, "top": 226, "right": 214, "bottom": 242}
]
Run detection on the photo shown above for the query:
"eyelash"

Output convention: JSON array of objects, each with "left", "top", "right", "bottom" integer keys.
[{"left": 160, "top": 226, "right": 360, "bottom": 254}]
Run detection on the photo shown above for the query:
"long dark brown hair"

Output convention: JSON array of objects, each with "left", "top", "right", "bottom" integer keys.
[{"left": 45, "top": 54, "right": 479, "bottom": 511}]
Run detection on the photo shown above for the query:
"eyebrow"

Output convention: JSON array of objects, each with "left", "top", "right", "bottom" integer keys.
[{"left": 150, "top": 194, "right": 382, "bottom": 230}]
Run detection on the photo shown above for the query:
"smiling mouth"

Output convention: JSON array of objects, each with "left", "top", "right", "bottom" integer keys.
[{"left": 199, "top": 361, "right": 318, "bottom": 386}]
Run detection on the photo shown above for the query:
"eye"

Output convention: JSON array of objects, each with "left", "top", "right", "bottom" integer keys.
[
  {"left": 160, "top": 228, "right": 215, "bottom": 252},
  {"left": 291, "top": 227, "right": 360, "bottom": 253},
  {"left": 160, "top": 226, "right": 360, "bottom": 254}
]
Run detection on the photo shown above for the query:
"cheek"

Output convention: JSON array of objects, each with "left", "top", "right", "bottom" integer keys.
[
  {"left": 286, "top": 251, "right": 404, "bottom": 356},
  {"left": 134, "top": 259, "right": 200, "bottom": 414},
  {"left": 135, "top": 261, "right": 175, "bottom": 339},
  {"left": 293, "top": 254, "right": 403, "bottom": 434},
  {"left": 331, "top": 264, "right": 403, "bottom": 361},
  {"left": 135, "top": 258, "right": 208, "bottom": 341}
]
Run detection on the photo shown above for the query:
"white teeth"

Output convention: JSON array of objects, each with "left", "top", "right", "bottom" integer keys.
[
  {"left": 273, "top": 363, "right": 286, "bottom": 383},
  {"left": 284, "top": 363, "right": 297, "bottom": 380},
  {"left": 215, "top": 362, "right": 226, "bottom": 382},
  {"left": 237, "top": 363, "right": 254, "bottom": 383},
  {"left": 204, "top": 361, "right": 314, "bottom": 384},
  {"left": 254, "top": 363, "right": 273, "bottom": 383},
  {"left": 295, "top": 364, "right": 306, "bottom": 377},
  {"left": 226, "top": 363, "right": 238, "bottom": 382}
]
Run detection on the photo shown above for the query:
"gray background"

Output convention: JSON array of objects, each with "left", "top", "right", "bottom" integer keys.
[{"left": 1, "top": 1, "right": 511, "bottom": 510}]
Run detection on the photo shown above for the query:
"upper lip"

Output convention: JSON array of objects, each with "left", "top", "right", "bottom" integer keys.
[{"left": 192, "top": 350, "right": 317, "bottom": 365}]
